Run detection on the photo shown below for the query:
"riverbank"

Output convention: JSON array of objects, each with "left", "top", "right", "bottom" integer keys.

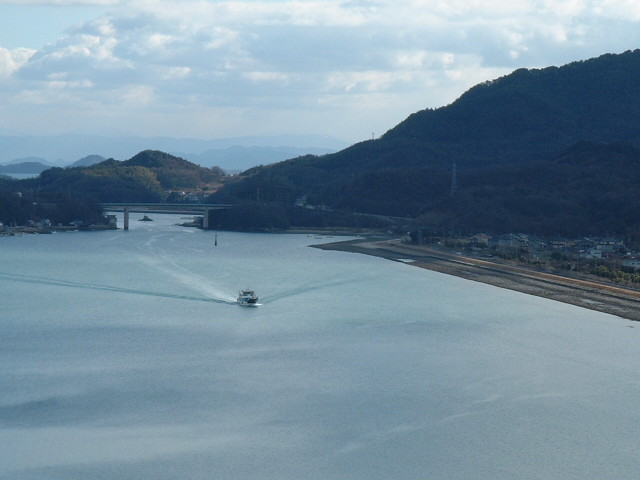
[
  {"left": 314, "top": 238, "right": 640, "bottom": 322},
  {"left": 1, "top": 224, "right": 117, "bottom": 236}
]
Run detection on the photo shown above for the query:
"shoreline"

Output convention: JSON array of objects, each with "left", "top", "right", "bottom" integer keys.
[
  {"left": 314, "top": 238, "right": 640, "bottom": 322},
  {"left": 1, "top": 224, "right": 117, "bottom": 236}
]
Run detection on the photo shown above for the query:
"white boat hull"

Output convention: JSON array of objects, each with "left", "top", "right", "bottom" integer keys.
[
  {"left": 237, "top": 302, "right": 261, "bottom": 307},
  {"left": 237, "top": 288, "right": 259, "bottom": 307}
]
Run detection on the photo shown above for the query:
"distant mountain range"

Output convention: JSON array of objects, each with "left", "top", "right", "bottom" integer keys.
[
  {"left": 0, "top": 155, "right": 106, "bottom": 176},
  {"left": 71, "top": 155, "right": 106, "bottom": 168},
  {"left": 0, "top": 161, "right": 50, "bottom": 175},
  {"left": 0, "top": 134, "right": 346, "bottom": 172},
  {"left": 178, "top": 145, "right": 340, "bottom": 172},
  {"left": 1, "top": 156, "right": 55, "bottom": 167},
  {"left": 209, "top": 49, "right": 640, "bottom": 236}
]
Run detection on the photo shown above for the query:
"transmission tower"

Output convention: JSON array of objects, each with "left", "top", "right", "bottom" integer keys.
[{"left": 450, "top": 160, "right": 458, "bottom": 196}]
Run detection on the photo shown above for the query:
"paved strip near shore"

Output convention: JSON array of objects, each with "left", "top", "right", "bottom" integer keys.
[{"left": 314, "top": 238, "right": 640, "bottom": 322}]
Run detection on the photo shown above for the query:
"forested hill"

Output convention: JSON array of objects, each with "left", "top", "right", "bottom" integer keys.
[
  {"left": 25, "top": 149, "right": 223, "bottom": 202},
  {"left": 209, "top": 49, "right": 640, "bottom": 235},
  {"left": 293, "top": 49, "right": 640, "bottom": 174},
  {"left": 0, "top": 151, "right": 224, "bottom": 227},
  {"left": 380, "top": 49, "right": 640, "bottom": 167}
]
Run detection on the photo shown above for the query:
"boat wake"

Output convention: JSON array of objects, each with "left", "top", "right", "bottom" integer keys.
[
  {"left": 138, "top": 254, "right": 237, "bottom": 303},
  {"left": 264, "top": 274, "right": 377, "bottom": 304},
  {"left": 0, "top": 272, "right": 235, "bottom": 304}
]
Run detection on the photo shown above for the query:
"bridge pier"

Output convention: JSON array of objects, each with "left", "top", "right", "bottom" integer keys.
[
  {"left": 203, "top": 208, "right": 210, "bottom": 230},
  {"left": 124, "top": 207, "right": 129, "bottom": 230}
]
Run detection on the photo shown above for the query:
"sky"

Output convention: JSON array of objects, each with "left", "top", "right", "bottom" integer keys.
[{"left": 1, "top": 0, "right": 640, "bottom": 144}]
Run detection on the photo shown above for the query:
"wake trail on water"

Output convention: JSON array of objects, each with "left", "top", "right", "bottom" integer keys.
[
  {"left": 138, "top": 254, "right": 237, "bottom": 303},
  {"left": 264, "top": 274, "right": 378, "bottom": 304},
  {"left": 0, "top": 272, "right": 236, "bottom": 305}
]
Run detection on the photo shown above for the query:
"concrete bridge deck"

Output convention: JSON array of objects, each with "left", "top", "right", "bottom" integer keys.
[{"left": 102, "top": 203, "right": 233, "bottom": 229}]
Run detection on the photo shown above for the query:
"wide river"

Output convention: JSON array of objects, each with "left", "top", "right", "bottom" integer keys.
[{"left": 1, "top": 214, "right": 639, "bottom": 479}]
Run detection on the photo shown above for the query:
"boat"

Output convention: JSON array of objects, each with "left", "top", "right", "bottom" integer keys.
[{"left": 237, "top": 288, "right": 259, "bottom": 307}]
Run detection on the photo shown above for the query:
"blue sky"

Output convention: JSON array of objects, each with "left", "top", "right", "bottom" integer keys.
[
  {"left": 1, "top": 0, "right": 640, "bottom": 143},
  {"left": 0, "top": 5, "right": 106, "bottom": 49}
]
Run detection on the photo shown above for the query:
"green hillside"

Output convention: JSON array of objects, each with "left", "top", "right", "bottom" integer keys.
[
  {"left": 209, "top": 50, "right": 640, "bottom": 235},
  {"left": 0, "top": 150, "right": 224, "bottom": 226},
  {"left": 23, "top": 149, "right": 223, "bottom": 203}
]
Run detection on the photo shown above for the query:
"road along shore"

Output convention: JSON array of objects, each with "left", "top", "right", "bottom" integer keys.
[{"left": 313, "top": 238, "right": 640, "bottom": 322}]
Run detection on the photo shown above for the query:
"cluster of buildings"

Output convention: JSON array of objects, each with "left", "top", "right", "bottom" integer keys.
[
  {"left": 465, "top": 233, "right": 640, "bottom": 273},
  {"left": 165, "top": 190, "right": 208, "bottom": 203},
  {"left": 0, "top": 215, "right": 118, "bottom": 235},
  {"left": 470, "top": 233, "right": 623, "bottom": 257},
  {"left": 417, "top": 232, "right": 640, "bottom": 275}
]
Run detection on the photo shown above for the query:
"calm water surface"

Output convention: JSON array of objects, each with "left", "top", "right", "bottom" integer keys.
[{"left": 1, "top": 214, "right": 639, "bottom": 479}]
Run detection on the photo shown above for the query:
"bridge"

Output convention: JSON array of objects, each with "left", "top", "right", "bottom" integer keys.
[{"left": 102, "top": 203, "right": 233, "bottom": 230}]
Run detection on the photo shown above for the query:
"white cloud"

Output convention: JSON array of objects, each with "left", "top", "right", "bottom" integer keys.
[
  {"left": 0, "top": 46, "right": 34, "bottom": 77},
  {"left": 594, "top": 0, "right": 640, "bottom": 20},
  {"left": 1, "top": 0, "right": 640, "bottom": 141},
  {"left": 162, "top": 66, "right": 191, "bottom": 80},
  {"left": 243, "top": 71, "right": 289, "bottom": 83},
  {"left": 326, "top": 70, "right": 413, "bottom": 93},
  {"left": 0, "top": 1, "right": 122, "bottom": 4}
]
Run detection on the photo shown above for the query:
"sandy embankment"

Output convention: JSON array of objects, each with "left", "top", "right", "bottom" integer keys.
[{"left": 314, "top": 238, "right": 640, "bottom": 322}]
